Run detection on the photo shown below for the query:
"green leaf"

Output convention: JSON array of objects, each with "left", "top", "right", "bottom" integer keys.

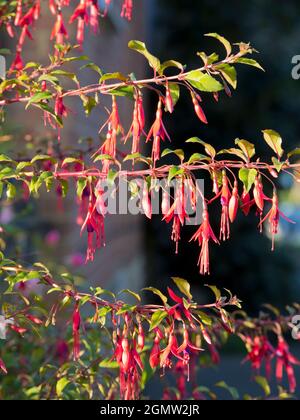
[
  {"left": 239, "top": 168, "right": 257, "bottom": 193},
  {"left": 215, "top": 381, "right": 239, "bottom": 400},
  {"left": 171, "top": 277, "right": 193, "bottom": 300},
  {"left": 120, "top": 289, "right": 141, "bottom": 302},
  {"left": 215, "top": 64, "right": 237, "bottom": 89},
  {"left": 161, "top": 148, "right": 185, "bottom": 161},
  {"left": 255, "top": 376, "right": 271, "bottom": 397},
  {"left": 62, "top": 157, "right": 83, "bottom": 167},
  {"left": 218, "top": 148, "right": 247, "bottom": 162},
  {"left": 236, "top": 57, "right": 265, "bottom": 72},
  {"left": 6, "top": 182, "right": 16, "bottom": 199},
  {"left": 107, "top": 169, "right": 118, "bottom": 186},
  {"left": 168, "top": 82, "right": 180, "bottom": 108},
  {"left": 168, "top": 166, "right": 185, "bottom": 184},
  {"left": 31, "top": 155, "right": 56, "bottom": 164},
  {"left": 187, "top": 153, "right": 209, "bottom": 164},
  {"left": 205, "top": 33, "right": 232, "bottom": 57},
  {"left": 80, "top": 94, "right": 97, "bottom": 116},
  {"left": 205, "top": 284, "right": 221, "bottom": 301},
  {"left": 288, "top": 148, "right": 300, "bottom": 159},
  {"left": 143, "top": 287, "right": 168, "bottom": 305},
  {"left": 186, "top": 137, "right": 216, "bottom": 159},
  {"left": 149, "top": 310, "right": 168, "bottom": 331},
  {"left": 0, "top": 154, "right": 14, "bottom": 163},
  {"left": 99, "top": 359, "right": 119, "bottom": 369},
  {"left": 128, "top": 40, "right": 161, "bottom": 73},
  {"left": 77, "top": 178, "right": 88, "bottom": 199},
  {"left": 59, "top": 179, "right": 68, "bottom": 198},
  {"left": 196, "top": 310, "right": 213, "bottom": 326},
  {"left": 262, "top": 130, "right": 284, "bottom": 158},
  {"left": 109, "top": 85, "right": 135, "bottom": 99},
  {"left": 56, "top": 377, "right": 70, "bottom": 397},
  {"left": 271, "top": 157, "right": 284, "bottom": 173},
  {"left": 184, "top": 70, "right": 223, "bottom": 92},
  {"left": 26, "top": 91, "right": 52, "bottom": 108},
  {"left": 235, "top": 139, "right": 256, "bottom": 161},
  {"left": 16, "top": 161, "right": 32, "bottom": 172},
  {"left": 160, "top": 60, "right": 184, "bottom": 74}
]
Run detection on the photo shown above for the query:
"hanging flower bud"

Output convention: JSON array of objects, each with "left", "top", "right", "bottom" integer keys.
[
  {"left": 89, "top": 0, "right": 100, "bottom": 33},
  {"left": 72, "top": 303, "right": 81, "bottom": 361},
  {"left": 6, "top": 21, "right": 15, "bottom": 38},
  {"left": 14, "top": 0, "right": 23, "bottom": 26},
  {"left": 253, "top": 177, "right": 266, "bottom": 213},
  {"left": 165, "top": 83, "right": 174, "bottom": 113},
  {"left": 191, "top": 92, "right": 208, "bottom": 124},
  {"left": 161, "top": 190, "right": 171, "bottom": 216},
  {"left": 0, "top": 358, "right": 7, "bottom": 374},
  {"left": 219, "top": 172, "right": 231, "bottom": 241},
  {"left": 137, "top": 323, "right": 145, "bottom": 350},
  {"left": 141, "top": 182, "right": 152, "bottom": 220},
  {"left": 229, "top": 181, "right": 239, "bottom": 223},
  {"left": 149, "top": 332, "right": 161, "bottom": 369},
  {"left": 49, "top": 0, "right": 57, "bottom": 15}
]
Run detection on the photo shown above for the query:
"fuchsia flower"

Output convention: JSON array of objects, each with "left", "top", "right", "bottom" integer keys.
[
  {"left": 276, "top": 337, "right": 300, "bottom": 394},
  {"left": 243, "top": 336, "right": 275, "bottom": 380},
  {"left": 125, "top": 94, "right": 145, "bottom": 154},
  {"left": 163, "top": 181, "right": 189, "bottom": 254},
  {"left": 219, "top": 172, "right": 231, "bottom": 241},
  {"left": 260, "top": 191, "right": 295, "bottom": 251},
  {"left": 51, "top": 11, "right": 68, "bottom": 46},
  {"left": 14, "top": 0, "right": 23, "bottom": 26},
  {"left": 80, "top": 192, "right": 106, "bottom": 262},
  {"left": 229, "top": 181, "right": 239, "bottom": 223},
  {"left": 0, "top": 358, "right": 7, "bottom": 374},
  {"left": 147, "top": 99, "right": 171, "bottom": 165},
  {"left": 88, "top": 0, "right": 100, "bottom": 34},
  {"left": 190, "top": 205, "right": 219, "bottom": 275},
  {"left": 191, "top": 92, "right": 208, "bottom": 124},
  {"left": 72, "top": 303, "right": 81, "bottom": 361},
  {"left": 121, "top": 0, "right": 133, "bottom": 21},
  {"left": 69, "top": 0, "right": 89, "bottom": 47}
]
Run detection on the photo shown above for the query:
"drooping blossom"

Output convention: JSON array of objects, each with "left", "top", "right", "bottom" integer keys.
[
  {"left": 51, "top": 10, "right": 68, "bottom": 46},
  {"left": 190, "top": 205, "right": 219, "bottom": 275},
  {"left": 275, "top": 337, "right": 300, "bottom": 393},
  {"left": 163, "top": 180, "right": 189, "bottom": 254},
  {"left": 69, "top": 0, "right": 89, "bottom": 47},
  {"left": 88, "top": 0, "right": 100, "bottom": 33},
  {"left": 229, "top": 181, "right": 239, "bottom": 223},
  {"left": 146, "top": 99, "right": 171, "bottom": 165},
  {"left": 243, "top": 335, "right": 275, "bottom": 380},
  {"left": 141, "top": 182, "right": 152, "bottom": 220},
  {"left": 124, "top": 93, "right": 145, "bottom": 155},
  {"left": 219, "top": 172, "right": 231, "bottom": 241},
  {"left": 121, "top": 0, "right": 133, "bottom": 21},
  {"left": 72, "top": 303, "right": 81, "bottom": 361},
  {"left": 260, "top": 191, "right": 295, "bottom": 251},
  {"left": 80, "top": 191, "right": 106, "bottom": 262}
]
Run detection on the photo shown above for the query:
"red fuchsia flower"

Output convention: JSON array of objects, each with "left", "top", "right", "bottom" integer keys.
[
  {"left": 190, "top": 205, "right": 219, "bottom": 275},
  {"left": 149, "top": 330, "right": 162, "bottom": 369},
  {"left": 177, "top": 328, "right": 204, "bottom": 356},
  {"left": 55, "top": 339, "right": 69, "bottom": 365},
  {"left": 212, "top": 170, "right": 220, "bottom": 195},
  {"left": 253, "top": 177, "right": 269, "bottom": 227},
  {"left": 191, "top": 92, "right": 208, "bottom": 124},
  {"left": 80, "top": 193, "right": 106, "bottom": 262},
  {"left": 49, "top": 0, "right": 57, "bottom": 15},
  {"left": 163, "top": 180, "right": 189, "bottom": 254},
  {"left": 0, "top": 358, "right": 7, "bottom": 374},
  {"left": 276, "top": 337, "right": 300, "bottom": 393},
  {"left": 243, "top": 336, "right": 275, "bottom": 380},
  {"left": 229, "top": 181, "right": 239, "bottom": 223},
  {"left": 88, "top": 0, "right": 100, "bottom": 33},
  {"left": 10, "top": 324, "right": 27, "bottom": 335},
  {"left": 14, "top": 0, "right": 23, "bottom": 26},
  {"left": 121, "top": 0, "right": 133, "bottom": 21},
  {"left": 124, "top": 94, "right": 145, "bottom": 154},
  {"left": 69, "top": 0, "right": 89, "bottom": 47},
  {"left": 141, "top": 182, "right": 152, "bottom": 220},
  {"left": 208, "top": 343, "right": 220, "bottom": 365},
  {"left": 25, "top": 314, "right": 43, "bottom": 325},
  {"left": 137, "top": 323, "right": 145, "bottom": 350},
  {"left": 160, "top": 331, "right": 182, "bottom": 371},
  {"left": 72, "top": 302, "right": 81, "bottom": 361},
  {"left": 165, "top": 82, "right": 174, "bottom": 114},
  {"left": 6, "top": 21, "right": 15, "bottom": 38},
  {"left": 219, "top": 172, "right": 231, "bottom": 241},
  {"left": 241, "top": 187, "right": 252, "bottom": 216},
  {"left": 146, "top": 99, "right": 171, "bottom": 165},
  {"left": 51, "top": 10, "right": 68, "bottom": 46},
  {"left": 260, "top": 191, "right": 295, "bottom": 251}
]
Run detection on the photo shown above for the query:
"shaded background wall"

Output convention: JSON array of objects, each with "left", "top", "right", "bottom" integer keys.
[{"left": 146, "top": 0, "right": 300, "bottom": 313}]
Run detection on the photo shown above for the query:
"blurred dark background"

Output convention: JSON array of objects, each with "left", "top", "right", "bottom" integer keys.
[{"left": 146, "top": 0, "right": 300, "bottom": 313}]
